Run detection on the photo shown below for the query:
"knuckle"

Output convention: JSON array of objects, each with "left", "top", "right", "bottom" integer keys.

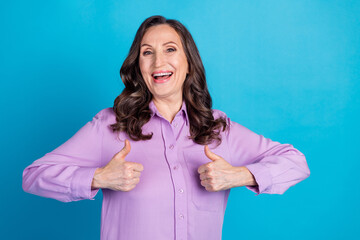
[
  {"left": 123, "top": 186, "right": 132, "bottom": 191},
  {"left": 207, "top": 162, "right": 214, "bottom": 169},
  {"left": 123, "top": 162, "right": 131, "bottom": 169}
]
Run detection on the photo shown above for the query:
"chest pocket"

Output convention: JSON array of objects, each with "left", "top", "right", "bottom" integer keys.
[{"left": 183, "top": 150, "right": 225, "bottom": 212}]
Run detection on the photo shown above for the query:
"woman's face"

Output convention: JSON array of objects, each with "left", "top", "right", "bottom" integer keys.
[{"left": 139, "top": 24, "right": 189, "bottom": 102}]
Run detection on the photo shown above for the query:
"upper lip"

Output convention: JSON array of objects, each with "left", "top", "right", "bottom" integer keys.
[{"left": 152, "top": 70, "right": 173, "bottom": 76}]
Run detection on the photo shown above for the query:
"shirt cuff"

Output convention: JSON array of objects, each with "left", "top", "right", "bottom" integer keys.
[
  {"left": 244, "top": 163, "right": 273, "bottom": 195},
  {"left": 71, "top": 167, "right": 100, "bottom": 201}
]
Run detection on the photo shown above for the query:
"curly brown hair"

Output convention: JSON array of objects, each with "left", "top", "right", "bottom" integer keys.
[{"left": 110, "top": 15, "right": 228, "bottom": 146}]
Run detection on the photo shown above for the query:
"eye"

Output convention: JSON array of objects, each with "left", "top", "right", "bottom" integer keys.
[
  {"left": 167, "top": 48, "right": 176, "bottom": 53},
  {"left": 142, "top": 51, "right": 152, "bottom": 56}
]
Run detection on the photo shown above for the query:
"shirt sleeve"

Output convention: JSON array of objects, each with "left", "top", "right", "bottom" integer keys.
[
  {"left": 22, "top": 109, "right": 105, "bottom": 202},
  {"left": 225, "top": 116, "right": 310, "bottom": 195}
]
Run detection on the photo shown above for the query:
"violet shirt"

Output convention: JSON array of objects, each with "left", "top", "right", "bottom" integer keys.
[{"left": 22, "top": 99, "right": 310, "bottom": 240}]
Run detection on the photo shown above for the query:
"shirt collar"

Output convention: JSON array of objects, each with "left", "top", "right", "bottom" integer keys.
[{"left": 149, "top": 99, "right": 189, "bottom": 126}]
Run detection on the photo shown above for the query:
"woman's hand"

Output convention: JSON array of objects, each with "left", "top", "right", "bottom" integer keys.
[
  {"left": 197, "top": 145, "right": 258, "bottom": 191},
  {"left": 91, "top": 139, "right": 144, "bottom": 191}
]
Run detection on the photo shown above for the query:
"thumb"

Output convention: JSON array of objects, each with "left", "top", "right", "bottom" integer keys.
[
  {"left": 204, "top": 145, "right": 220, "bottom": 162},
  {"left": 114, "top": 139, "right": 131, "bottom": 160}
]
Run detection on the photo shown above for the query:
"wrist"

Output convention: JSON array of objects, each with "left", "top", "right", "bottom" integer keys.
[
  {"left": 91, "top": 167, "right": 104, "bottom": 190},
  {"left": 234, "top": 166, "right": 258, "bottom": 188}
]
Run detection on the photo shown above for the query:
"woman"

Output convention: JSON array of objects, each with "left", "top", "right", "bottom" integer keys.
[{"left": 22, "top": 15, "right": 310, "bottom": 240}]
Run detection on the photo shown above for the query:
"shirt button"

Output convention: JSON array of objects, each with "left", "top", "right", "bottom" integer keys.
[
  {"left": 169, "top": 144, "right": 174, "bottom": 150},
  {"left": 173, "top": 165, "right": 178, "bottom": 170},
  {"left": 173, "top": 123, "right": 178, "bottom": 127},
  {"left": 178, "top": 188, "right": 184, "bottom": 193},
  {"left": 179, "top": 214, "right": 184, "bottom": 219}
]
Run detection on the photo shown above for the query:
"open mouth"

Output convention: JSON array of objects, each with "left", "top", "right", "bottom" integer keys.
[{"left": 152, "top": 72, "right": 173, "bottom": 83}]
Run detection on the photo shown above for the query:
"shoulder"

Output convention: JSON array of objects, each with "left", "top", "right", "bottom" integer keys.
[
  {"left": 211, "top": 108, "right": 250, "bottom": 133},
  {"left": 93, "top": 107, "right": 116, "bottom": 125},
  {"left": 211, "top": 108, "right": 227, "bottom": 119},
  {"left": 211, "top": 109, "right": 233, "bottom": 134},
  {"left": 211, "top": 108, "right": 230, "bottom": 124}
]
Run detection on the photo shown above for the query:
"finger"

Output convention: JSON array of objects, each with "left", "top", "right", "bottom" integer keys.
[
  {"left": 132, "top": 163, "right": 144, "bottom": 172},
  {"left": 199, "top": 174, "right": 208, "bottom": 181},
  {"left": 200, "top": 180, "right": 207, "bottom": 187},
  {"left": 129, "top": 177, "right": 140, "bottom": 185},
  {"left": 204, "top": 145, "right": 220, "bottom": 162},
  {"left": 132, "top": 171, "right": 141, "bottom": 178},
  {"left": 198, "top": 165, "right": 207, "bottom": 174},
  {"left": 114, "top": 139, "right": 131, "bottom": 160}
]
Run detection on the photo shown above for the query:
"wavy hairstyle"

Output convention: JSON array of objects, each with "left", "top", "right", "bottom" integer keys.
[{"left": 110, "top": 15, "right": 228, "bottom": 146}]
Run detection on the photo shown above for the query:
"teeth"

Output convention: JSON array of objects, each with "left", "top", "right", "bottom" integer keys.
[{"left": 153, "top": 72, "right": 172, "bottom": 77}]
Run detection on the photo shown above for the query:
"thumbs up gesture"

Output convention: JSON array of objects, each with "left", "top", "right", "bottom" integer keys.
[
  {"left": 91, "top": 139, "right": 144, "bottom": 191},
  {"left": 197, "top": 145, "right": 253, "bottom": 192}
]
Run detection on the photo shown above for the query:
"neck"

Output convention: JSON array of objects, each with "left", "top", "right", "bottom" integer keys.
[{"left": 152, "top": 97, "right": 183, "bottom": 124}]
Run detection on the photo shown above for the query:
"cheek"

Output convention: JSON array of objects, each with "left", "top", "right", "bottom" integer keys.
[
  {"left": 174, "top": 58, "right": 188, "bottom": 74},
  {"left": 139, "top": 58, "right": 151, "bottom": 74},
  {"left": 138, "top": 62, "right": 151, "bottom": 86},
  {"left": 178, "top": 56, "right": 188, "bottom": 75},
  {"left": 178, "top": 62, "right": 188, "bottom": 77}
]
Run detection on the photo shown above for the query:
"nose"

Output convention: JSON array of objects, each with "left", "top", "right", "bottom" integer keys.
[{"left": 154, "top": 52, "right": 165, "bottom": 68}]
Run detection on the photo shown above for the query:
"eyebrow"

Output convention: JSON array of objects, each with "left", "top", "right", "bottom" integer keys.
[{"left": 140, "top": 41, "right": 179, "bottom": 48}]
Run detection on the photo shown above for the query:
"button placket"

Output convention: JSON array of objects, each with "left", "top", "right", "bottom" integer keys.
[{"left": 160, "top": 119, "right": 187, "bottom": 239}]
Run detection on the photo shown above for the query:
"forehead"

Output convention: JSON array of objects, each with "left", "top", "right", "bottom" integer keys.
[{"left": 141, "top": 24, "right": 182, "bottom": 46}]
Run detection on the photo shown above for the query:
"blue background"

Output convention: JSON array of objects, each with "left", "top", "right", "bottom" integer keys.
[{"left": 1, "top": 0, "right": 359, "bottom": 239}]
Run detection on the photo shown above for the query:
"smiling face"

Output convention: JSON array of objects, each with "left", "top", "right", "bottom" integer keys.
[{"left": 139, "top": 24, "right": 189, "bottom": 103}]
